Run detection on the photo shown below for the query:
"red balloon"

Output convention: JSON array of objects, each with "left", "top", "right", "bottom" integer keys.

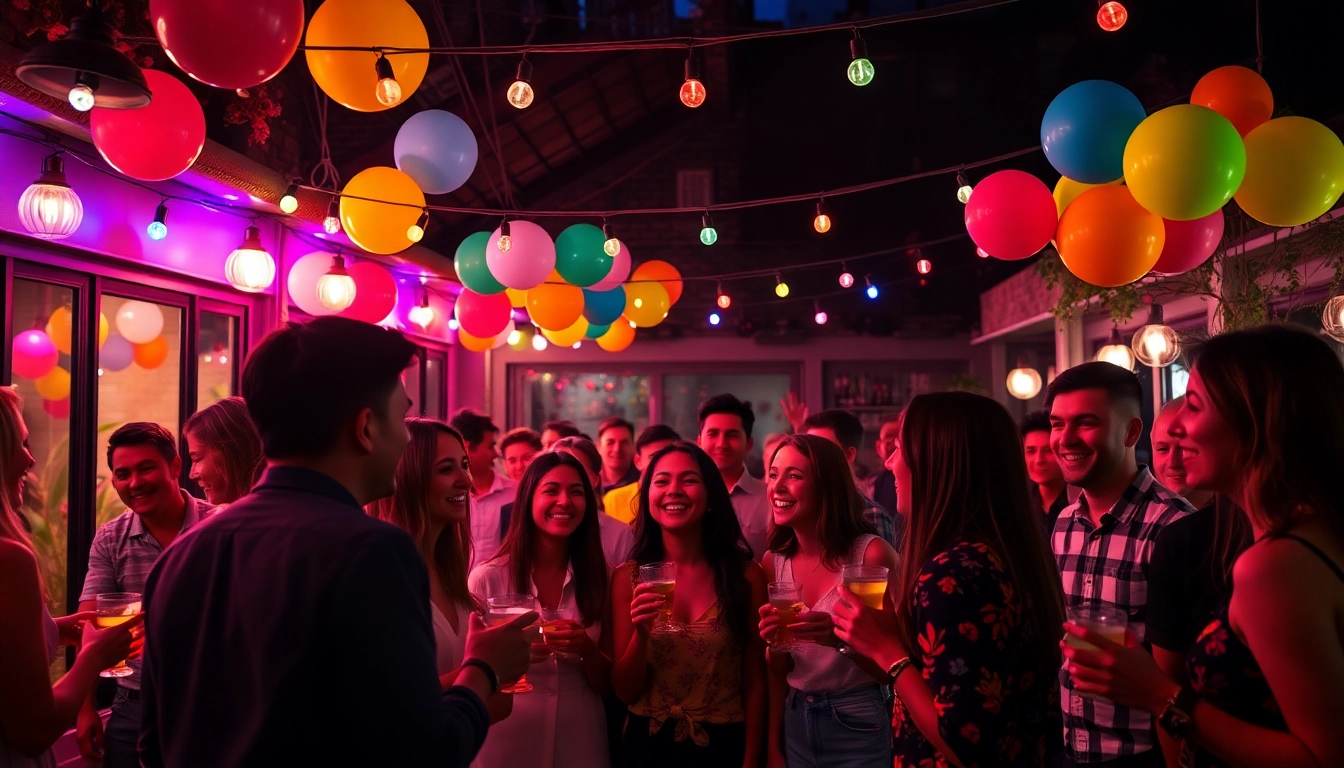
[
  {"left": 90, "top": 69, "right": 205, "bottom": 181},
  {"left": 152, "top": 0, "right": 305, "bottom": 90},
  {"left": 454, "top": 290, "right": 513, "bottom": 339},
  {"left": 1153, "top": 209, "right": 1224, "bottom": 276},
  {"left": 339, "top": 262, "right": 398, "bottom": 324},
  {"left": 964, "top": 170, "right": 1058, "bottom": 260},
  {"left": 43, "top": 397, "right": 70, "bottom": 420}
]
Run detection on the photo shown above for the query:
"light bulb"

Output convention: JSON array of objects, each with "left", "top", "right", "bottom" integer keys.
[
  {"left": 680, "top": 78, "right": 706, "bottom": 108},
  {"left": 507, "top": 329, "right": 522, "bottom": 345},
  {"left": 709, "top": 312, "right": 721, "bottom": 326},
  {"left": 865, "top": 278, "right": 878, "bottom": 299},
  {"left": 717, "top": 292, "right": 732, "bottom": 309},
  {"left": 279, "top": 182, "right": 299, "bottom": 214},
  {"left": 1323, "top": 296, "right": 1344, "bottom": 342},
  {"left": 812, "top": 213, "right": 832, "bottom": 233},
  {"left": 847, "top": 33, "right": 874, "bottom": 86},
  {"left": 572, "top": 342, "right": 582, "bottom": 350},
  {"left": 449, "top": 318, "right": 460, "bottom": 331},
  {"left": 497, "top": 220, "right": 513, "bottom": 252},
  {"left": 407, "top": 210, "right": 428, "bottom": 243},
  {"left": 1131, "top": 305, "right": 1182, "bottom": 368},
  {"left": 1096, "top": 327, "right": 1135, "bottom": 370},
  {"left": 604, "top": 237, "right": 620, "bottom": 256},
  {"left": 507, "top": 80, "right": 534, "bottom": 109},
  {"left": 532, "top": 333, "right": 548, "bottom": 351},
  {"left": 775, "top": 277, "right": 790, "bottom": 298},
  {"left": 409, "top": 304, "right": 434, "bottom": 328},
  {"left": 956, "top": 184, "right": 973, "bottom": 204},
  {"left": 374, "top": 55, "right": 402, "bottom": 107},
  {"left": 225, "top": 226, "right": 276, "bottom": 293},
  {"left": 839, "top": 271, "right": 854, "bottom": 288},
  {"left": 323, "top": 214, "right": 341, "bottom": 234},
  {"left": 19, "top": 155, "right": 82, "bottom": 240},
  {"left": 1097, "top": 1, "right": 1127, "bottom": 31},
  {"left": 815, "top": 309, "right": 828, "bottom": 325},
  {"left": 147, "top": 202, "right": 168, "bottom": 241},
  {"left": 69, "top": 84, "right": 95, "bottom": 111},
  {"left": 917, "top": 259, "right": 932, "bottom": 275},
  {"left": 1006, "top": 365, "right": 1043, "bottom": 400},
  {"left": 700, "top": 213, "right": 717, "bottom": 245},
  {"left": 977, "top": 247, "right": 990, "bottom": 259},
  {"left": 316, "top": 256, "right": 357, "bottom": 311}
]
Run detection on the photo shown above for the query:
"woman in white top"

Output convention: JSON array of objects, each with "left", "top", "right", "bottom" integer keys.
[
  {"left": 547, "top": 436, "right": 635, "bottom": 567},
  {"left": 758, "top": 434, "right": 900, "bottom": 768},
  {"left": 469, "top": 451, "right": 612, "bottom": 768}
]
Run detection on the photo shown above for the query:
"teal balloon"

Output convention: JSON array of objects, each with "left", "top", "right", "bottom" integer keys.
[
  {"left": 554, "top": 223, "right": 612, "bottom": 287},
  {"left": 585, "top": 323, "right": 610, "bottom": 339},
  {"left": 454, "top": 232, "right": 505, "bottom": 294},
  {"left": 582, "top": 286, "right": 626, "bottom": 326}
]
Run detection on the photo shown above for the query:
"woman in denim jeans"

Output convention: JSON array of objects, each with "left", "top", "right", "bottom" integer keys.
[{"left": 758, "top": 434, "right": 900, "bottom": 768}]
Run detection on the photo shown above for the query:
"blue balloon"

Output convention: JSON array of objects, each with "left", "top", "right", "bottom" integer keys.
[
  {"left": 100, "top": 334, "right": 135, "bottom": 372},
  {"left": 582, "top": 286, "right": 626, "bottom": 326},
  {"left": 1041, "top": 80, "right": 1147, "bottom": 184},
  {"left": 585, "top": 323, "right": 610, "bottom": 340},
  {"left": 394, "top": 110, "right": 479, "bottom": 195}
]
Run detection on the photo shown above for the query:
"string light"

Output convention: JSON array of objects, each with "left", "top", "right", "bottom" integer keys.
[
  {"left": 279, "top": 181, "right": 299, "bottom": 214},
  {"left": 813, "top": 199, "right": 831, "bottom": 233},
  {"left": 497, "top": 218, "right": 513, "bottom": 252},
  {"left": 602, "top": 219, "right": 621, "bottom": 256},
  {"left": 374, "top": 53, "right": 402, "bottom": 107},
  {"left": 323, "top": 197, "right": 341, "bottom": 234},
  {"left": 407, "top": 208, "right": 429, "bottom": 242},
  {"left": 700, "top": 212, "right": 717, "bottom": 245},
  {"left": 532, "top": 332, "right": 548, "bottom": 351},
  {"left": 224, "top": 225, "right": 276, "bottom": 293},
  {"left": 1006, "top": 357, "right": 1043, "bottom": 400},
  {"left": 1096, "top": 326, "right": 1136, "bottom": 370},
  {"left": 409, "top": 287, "right": 435, "bottom": 328},
  {"left": 814, "top": 300, "right": 828, "bottom": 325},
  {"left": 1132, "top": 304, "right": 1181, "bottom": 368},
  {"left": 507, "top": 56, "right": 535, "bottom": 109},
  {"left": 18, "top": 154, "right": 82, "bottom": 240},
  {"left": 147, "top": 200, "right": 168, "bottom": 241},
  {"left": 775, "top": 273, "right": 790, "bottom": 298},
  {"left": 977, "top": 247, "right": 990, "bottom": 258},
  {"left": 507, "top": 328, "right": 522, "bottom": 345},
  {"left": 838, "top": 263, "right": 854, "bottom": 288},
  {"left": 1097, "top": 1, "right": 1128, "bottom": 32},
  {"left": 956, "top": 170, "right": 973, "bottom": 204},
  {"left": 680, "top": 51, "right": 706, "bottom": 108},
  {"left": 316, "top": 255, "right": 357, "bottom": 311},
  {"left": 449, "top": 317, "right": 460, "bottom": 331},
  {"left": 709, "top": 311, "right": 721, "bottom": 326},
  {"left": 917, "top": 258, "right": 932, "bottom": 275},
  {"left": 847, "top": 29, "right": 874, "bottom": 86},
  {"left": 865, "top": 276, "right": 879, "bottom": 299},
  {"left": 716, "top": 282, "right": 732, "bottom": 309}
]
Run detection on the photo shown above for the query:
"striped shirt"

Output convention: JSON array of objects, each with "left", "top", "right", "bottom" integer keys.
[
  {"left": 79, "top": 491, "right": 215, "bottom": 689},
  {"left": 1052, "top": 467, "right": 1194, "bottom": 762}
]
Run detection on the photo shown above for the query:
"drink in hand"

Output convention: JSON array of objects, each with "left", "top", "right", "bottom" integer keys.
[
  {"left": 1065, "top": 604, "right": 1128, "bottom": 699},
  {"left": 768, "top": 582, "right": 804, "bottom": 652},
  {"left": 640, "top": 562, "right": 683, "bottom": 634},
  {"left": 540, "top": 607, "right": 580, "bottom": 659},
  {"left": 840, "top": 566, "right": 889, "bottom": 610},
  {"left": 95, "top": 592, "right": 142, "bottom": 678},
  {"left": 487, "top": 595, "right": 537, "bottom": 693}
]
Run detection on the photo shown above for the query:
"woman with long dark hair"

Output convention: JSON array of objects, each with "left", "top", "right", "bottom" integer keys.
[
  {"left": 610, "top": 442, "right": 767, "bottom": 768},
  {"left": 548, "top": 436, "right": 636, "bottom": 567},
  {"left": 1065, "top": 325, "right": 1344, "bottom": 768},
  {"left": 832, "top": 391, "right": 1065, "bottom": 768},
  {"left": 183, "top": 396, "right": 263, "bottom": 506},
  {"left": 469, "top": 451, "right": 612, "bottom": 768}
]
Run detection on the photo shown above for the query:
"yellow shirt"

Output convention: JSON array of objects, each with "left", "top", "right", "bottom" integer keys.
[{"left": 603, "top": 482, "right": 640, "bottom": 525}]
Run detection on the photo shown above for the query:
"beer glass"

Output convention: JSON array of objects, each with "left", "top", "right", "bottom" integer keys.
[
  {"left": 639, "top": 562, "right": 682, "bottom": 634},
  {"left": 767, "top": 582, "right": 804, "bottom": 652},
  {"left": 487, "top": 595, "right": 538, "bottom": 693},
  {"left": 95, "top": 592, "right": 141, "bottom": 678}
]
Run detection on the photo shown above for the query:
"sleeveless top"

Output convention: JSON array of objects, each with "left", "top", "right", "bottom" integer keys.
[
  {"left": 773, "top": 534, "right": 881, "bottom": 693},
  {"left": 430, "top": 601, "right": 469, "bottom": 678},
  {"left": 1184, "top": 534, "right": 1344, "bottom": 768},
  {"left": 627, "top": 563, "right": 746, "bottom": 746},
  {"left": 0, "top": 607, "right": 59, "bottom": 768}
]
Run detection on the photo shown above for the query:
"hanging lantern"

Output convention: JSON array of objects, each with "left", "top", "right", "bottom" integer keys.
[
  {"left": 1323, "top": 296, "right": 1344, "bottom": 343},
  {"left": 224, "top": 225, "right": 276, "bottom": 293},
  {"left": 15, "top": 2, "right": 151, "bottom": 109},
  {"left": 1131, "top": 304, "right": 1181, "bottom": 368},
  {"left": 408, "top": 287, "right": 435, "bottom": 328},
  {"left": 316, "top": 256, "right": 357, "bottom": 311},
  {"left": 1006, "top": 358, "right": 1042, "bottom": 400},
  {"left": 19, "top": 155, "right": 83, "bottom": 240},
  {"left": 1096, "top": 326, "right": 1136, "bottom": 370}
]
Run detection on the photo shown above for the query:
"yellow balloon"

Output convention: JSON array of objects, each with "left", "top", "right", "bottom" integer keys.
[
  {"left": 1053, "top": 177, "right": 1121, "bottom": 218},
  {"left": 45, "top": 308, "right": 110, "bottom": 354},
  {"left": 305, "top": 0, "right": 429, "bottom": 112},
  {"left": 1234, "top": 117, "right": 1344, "bottom": 227},
  {"left": 35, "top": 366, "right": 71, "bottom": 401},
  {"left": 596, "top": 319, "right": 636, "bottom": 352},
  {"left": 542, "top": 317, "right": 589, "bottom": 347},
  {"left": 623, "top": 282, "right": 670, "bottom": 328},
  {"left": 506, "top": 288, "right": 528, "bottom": 308},
  {"left": 456, "top": 327, "right": 495, "bottom": 353},
  {"left": 1122, "top": 105, "right": 1246, "bottom": 221},
  {"left": 340, "top": 167, "right": 425, "bottom": 255}
]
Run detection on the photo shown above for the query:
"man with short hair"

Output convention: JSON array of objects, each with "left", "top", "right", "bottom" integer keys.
[
  {"left": 450, "top": 409, "right": 514, "bottom": 566},
  {"left": 802, "top": 408, "right": 902, "bottom": 548},
  {"left": 1048, "top": 362, "right": 1194, "bottom": 768},
  {"left": 871, "top": 413, "right": 901, "bottom": 519},
  {"left": 1022, "top": 409, "right": 1070, "bottom": 537},
  {"left": 76, "top": 422, "right": 216, "bottom": 767},
  {"left": 596, "top": 417, "right": 638, "bottom": 493},
  {"left": 602, "top": 424, "right": 680, "bottom": 525},
  {"left": 697, "top": 393, "right": 770, "bottom": 560},
  {"left": 499, "top": 427, "right": 542, "bottom": 482},
  {"left": 539, "top": 420, "right": 581, "bottom": 451},
  {"left": 139, "top": 317, "right": 533, "bottom": 768}
]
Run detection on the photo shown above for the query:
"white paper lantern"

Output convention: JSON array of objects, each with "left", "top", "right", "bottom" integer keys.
[{"left": 19, "top": 155, "right": 82, "bottom": 240}]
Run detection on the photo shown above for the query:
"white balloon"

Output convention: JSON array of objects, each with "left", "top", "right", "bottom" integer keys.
[{"left": 114, "top": 300, "right": 165, "bottom": 344}]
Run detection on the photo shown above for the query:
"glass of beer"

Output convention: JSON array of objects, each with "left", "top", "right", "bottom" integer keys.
[
  {"left": 487, "top": 595, "right": 538, "bottom": 693},
  {"left": 841, "top": 566, "right": 889, "bottom": 610},
  {"left": 639, "top": 562, "right": 683, "bottom": 634},
  {"left": 768, "top": 582, "right": 804, "bottom": 652},
  {"left": 95, "top": 592, "right": 142, "bottom": 678},
  {"left": 540, "top": 607, "right": 581, "bottom": 660},
  {"left": 1066, "top": 604, "right": 1128, "bottom": 699}
]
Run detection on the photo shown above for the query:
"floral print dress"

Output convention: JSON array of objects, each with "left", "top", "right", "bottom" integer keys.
[{"left": 892, "top": 541, "right": 1060, "bottom": 768}]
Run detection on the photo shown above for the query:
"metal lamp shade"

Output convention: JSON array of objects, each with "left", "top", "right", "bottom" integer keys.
[{"left": 17, "top": 5, "right": 151, "bottom": 109}]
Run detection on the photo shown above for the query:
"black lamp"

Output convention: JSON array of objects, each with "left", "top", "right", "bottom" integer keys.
[{"left": 16, "top": 2, "right": 151, "bottom": 110}]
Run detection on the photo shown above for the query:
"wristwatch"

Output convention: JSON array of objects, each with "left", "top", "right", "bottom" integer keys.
[{"left": 1157, "top": 685, "right": 1199, "bottom": 739}]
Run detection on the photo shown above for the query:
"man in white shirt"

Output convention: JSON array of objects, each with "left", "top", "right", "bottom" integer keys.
[
  {"left": 696, "top": 393, "right": 770, "bottom": 560},
  {"left": 450, "top": 409, "right": 515, "bottom": 567}
]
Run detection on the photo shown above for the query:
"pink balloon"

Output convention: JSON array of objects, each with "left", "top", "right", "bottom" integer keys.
[
  {"left": 286, "top": 252, "right": 343, "bottom": 317},
  {"left": 152, "top": 0, "right": 305, "bottom": 90},
  {"left": 340, "top": 262, "right": 398, "bottom": 324},
  {"left": 12, "top": 330, "right": 59, "bottom": 380},
  {"left": 485, "top": 220, "right": 556, "bottom": 290},
  {"left": 43, "top": 397, "right": 70, "bottom": 420},
  {"left": 90, "top": 69, "right": 206, "bottom": 181},
  {"left": 964, "top": 170, "right": 1058, "bottom": 261},
  {"left": 454, "top": 289, "right": 513, "bottom": 339},
  {"left": 1152, "top": 209, "right": 1224, "bottom": 276},
  {"left": 589, "top": 241, "right": 632, "bottom": 292}
]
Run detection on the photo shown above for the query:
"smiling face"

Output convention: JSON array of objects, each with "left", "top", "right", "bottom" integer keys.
[
  {"left": 698, "top": 414, "right": 752, "bottom": 477},
  {"left": 7, "top": 414, "right": 35, "bottom": 512},
  {"left": 429, "top": 432, "right": 472, "bottom": 528},
  {"left": 502, "top": 441, "right": 538, "bottom": 482},
  {"left": 530, "top": 464, "right": 587, "bottom": 539},
  {"left": 647, "top": 450, "right": 709, "bottom": 532},
  {"left": 768, "top": 444, "right": 819, "bottom": 529},
  {"left": 599, "top": 426, "right": 634, "bottom": 477},
  {"left": 1165, "top": 369, "right": 1239, "bottom": 495},
  {"left": 884, "top": 435, "right": 912, "bottom": 517},
  {"left": 1151, "top": 399, "right": 1193, "bottom": 496},
  {"left": 466, "top": 430, "right": 499, "bottom": 482},
  {"left": 185, "top": 431, "right": 230, "bottom": 505},
  {"left": 1048, "top": 388, "right": 1140, "bottom": 490},
  {"left": 111, "top": 444, "right": 183, "bottom": 519},
  {"left": 1022, "top": 429, "right": 1063, "bottom": 488}
]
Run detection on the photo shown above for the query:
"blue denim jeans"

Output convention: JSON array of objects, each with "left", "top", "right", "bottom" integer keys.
[
  {"left": 784, "top": 685, "right": 892, "bottom": 768},
  {"left": 104, "top": 687, "right": 141, "bottom": 768}
]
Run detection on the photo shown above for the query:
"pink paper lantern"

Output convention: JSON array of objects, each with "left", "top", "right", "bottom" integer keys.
[{"left": 12, "top": 330, "right": 59, "bottom": 380}]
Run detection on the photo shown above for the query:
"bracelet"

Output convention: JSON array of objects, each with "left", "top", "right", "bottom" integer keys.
[
  {"left": 460, "top": 658, "right": 499, "bottom": 695},
  {"left": 886, "top": 656, "right": 913, "bottom": 682}
]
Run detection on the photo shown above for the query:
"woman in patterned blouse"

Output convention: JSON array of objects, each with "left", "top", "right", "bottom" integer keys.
[{"left": 832, "top": 392, "right": 1066, "bottom": 768}]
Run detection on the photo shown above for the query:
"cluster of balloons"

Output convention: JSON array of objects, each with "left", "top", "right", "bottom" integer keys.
[
  {"left": 967, "top": 67, "right": 1344, "bottom": 289},
  {"left": 287, "top": 252, "right": 399, "bottom": 323}
]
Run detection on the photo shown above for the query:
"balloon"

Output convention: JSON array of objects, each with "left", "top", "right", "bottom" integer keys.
[
  {"left": 151, "top": 0, "right": 304, "bottom": 90},
  {"left": 589, "top": 240, "right": 631, "bottom": 291},
  {"left": 305, "top": 0, "right": 429, "bottom": 112},
  {"left": 454, "top": 289, "right": 512, "bottom": 339},
  {"left": 90, "top": 69, "right": 205, "bottom": 181},
  {"left": 486, "top": 220, "right": 555, "bottom": 290},
  {"left": 1123, "top": 105, "right": 1245, "bottom": 221},
  {"left": 133, "top": 337, "right": 170, "bottom": 369},
  {"left": 582, "top": 286, "right": 626, "bottom": 326},
  {"left": 527, "top": 280, "right": 585, "bottom": 332},
  {"left": 1053, "top": 177, "right": 1121, "bottom": 218},
  {"left": 1041, "top": 80, "right": 1147, "bottom": 183},
  {"left": 455, "top": 327, "right": 495, "bottom": 353},
  {"left": 1056, "top": 185, "right": 1165, "bottom": 287},
  {"left": 287, "top": 251, "right": 343, "bottom": 317},
  {"left": 542, "top": 317, "right": 589, "bottom": 347},
  {"left": 1153, "top": 209, "right": 1224, "bottom": 276},
  {"left": 115, "top": 301, "right": 165, "bottom": 344},
  {"left": 42, "top": 397, "right": 69, "bottom": 420},
  {"left": 623, "top": 282, "right": 670, "bottom": 327},
  {"left": 492, "top": 321, "right": 516, "bottom": 350},
  {"left": 964, "top": 170, "right": 1057, "bottom": 260},
  {"left": 596, "top": 319, "right": 636, "bottom": 352},
  {"left": 506, "top": 288, "right": 528, "bottom": 308},
  {"left": 340, "top": 261, "right": 398, "bottom": 324},
  {"left": 99, "top": 334, "right": 135, "bottom": 372},
  {"left": 631, "top": 260, "right": 684, "bottom": 305},
  {"left": 454, "top": 232, "right": 505, "bottom": 294},
  {"left": 340, "top": 167, "right": 426, "bottom": 255},
  {"left": 1191, "top": 66, "right": 1273, "bottom": 137},
  {"left": 394, "top": 110, "right": 479, "bottom": 195},
  {"left": 554, "top": 224, "right": 613, "bottom": 288},
  {"left": 1234, "top": 117, "right": 1344, "bottom": 227},
  {"left": 12, "top": 330, "right": 58, "bottom": 380},
  {"left": 585, "top": 322, "right": 610, "bottom": 340},
  {"left": 45, "top": 307, "right": 109, "bottom": 355},
  {"left": 35, "top": 366, "right": 71, "bottom": 401}
]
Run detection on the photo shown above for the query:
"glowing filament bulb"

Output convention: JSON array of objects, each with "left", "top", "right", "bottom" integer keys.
[
  {"left": 374, "top": 55, "right": 402, "bottom": 107},
  {"left": 279, "top": 182, "right": 299, "bottom": 214},
  {"left": 316, "top": 256, "right": 357, "bottom": 311},
  {"left": 497, "top": 220, "right": 513, "bottom": 252},
  {"left": 814, "top": 302, "right": 828, "bottom": 325},
  {"left": 69, "top": 85, "right": 95, "bottom": 111},
  {"left": 407, "top": 210, "right": 429, "bottom": 243},
  {"left": 717, "top": 292, "right": 732, "bottom": 309},
  {"left": 775, "top": 275, "right": 790, "bottom": 298},
  {"left": 409, "top": 291, "right": 435, "bottom": 328},
  {"left": 1097, "top": 1, "right": 1128, "bottom": 31},
  {"left": 680, "top": 55, "right": 706, "bottom": 108},
  {"left": 323, "top": 197, "right": 341, "bottom": 234},
  {"left": 865, "top": 278, "right": 879, "bottom": 299},
  {"left": 917, "top": 259, "right": 932, "bottom": 275},
  {"left": 700, "top": 213, "right": 717, "bottom": 245},
  {"left": 532, "top": 333, "right": 548, "bottom": 351},
  {"left": 813, "top": 200, "right": 831, "bottom": 233},
  {"left": 847, "top": 32, "right": 874, "bottom": 86},
  {"left": 956, "top": 171, "right": 973, "bottom": 204},
  {"left": 507, "top": 329, "right": 522, "bottom": 345},
  {"left": 508, "top": 58, "right": 534, "bottom": 109},
  {"left": 839, "top": 270, "right": 854, "bottom": 288},
  {"left": 602, "top": 222, "right": 620, "bottom": 256}
]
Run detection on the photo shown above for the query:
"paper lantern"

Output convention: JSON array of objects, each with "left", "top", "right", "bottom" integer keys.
[
  {"left": 224, "top": 226, "right": 276, "bottom": 293},
  {"left": 18, "top": 155, "right": 82, "bottom": 240}
]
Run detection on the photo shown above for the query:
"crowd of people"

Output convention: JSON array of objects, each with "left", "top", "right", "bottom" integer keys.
[{"left": 1, "top": 316, "right": 1342, "bottom": 768}]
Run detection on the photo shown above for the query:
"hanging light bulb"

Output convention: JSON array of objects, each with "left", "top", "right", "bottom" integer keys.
[
  {"left": 507, "top": 57, "right": 534, "bottom": 109},
  {"left": 956, "top": 170, "right": 973, "bottom": 204},
  {"left": 449, "top": 317, "right": 460, "bottom": 331},
  {"left": 602, "top": 219, "right": 621, "bottom": 256},
  {"left": 279, "top": 181, "right": 299, "bottom": 214},
  {"left": 1097, "top": 1, "right": 1128, "bottom": 31},
  {"left": 813, "top": 200, "right": 831, "bottom": 233},
  {"left": 775, "top": 274, "right": 790, "bottom": 298},
  {"left": 680, "top": 51, "right": 706, "bottom": 108},
  {"left": 1132, "top": 304, "right": 1181, "bottom": 368},
  {"left": 709, "top": 312, "right": 722, "bottom": 326},
  {"left": 532, "top": 332, "right": 548, "bottom": 351},
  {"left": 147, "top": 201, "right": 169, "bottom": 241},
  {"left": 224, "top": 225, "right": 276, "bottom": 293},
  {"left": 1096, "top": 326, "right": 1136, "bottom": 370},
  {"left": 407, "top": 209, "right": 429, "bottom": 243},
  {"left": 1322, "top": 296, "right": 1344, "bottom": 343},
  {"left": 814, "top": 301, "right": 828, "bottom": 326},
  {"left": 838, "top": 263, "right": 855, "bottom": 288},
  {"left": 1006, "top": 357, "right": 1043, "bottom": 400},
  {"left": 374, "top": 53, "right": 402, "bottom": 107},
  {"left": 18, "top": 154, "right": 82, "bottom": 240},
  {"left": 699, "top": 212, "right": 717, "bottom": 245},
  {"left": 847, "top": 29, "right": 875, "bottom": 86},
  {"left": 316, "top": 255, "right": 357, "bottom": 311},
  {"left": 977, "top": 247, "right": 990, "bottom": 259},
  {"left": 69, "top": 72, "right": 96, "bottom": 111},
  {"left": 917, "top": 258, "right": 932, "bottom": 275},
  {"left": 716, "top": 283, "right": 732, "bottom": 309},
  {"left": 323, "top": 196, "right": 341, "bottom": 234},
  {"left": 16, "top": 2, "right": 150, "bottom": 109},
  {"left": 865, "top": 276, "right": 879, "bottom": 299},
  {"left": 497, "top": 219, "right": 513, "bottom": 252},
  {"left": 507, "top": 328, "right": 522, "bottom": 345},
  {"left": 409, "top": 288, "right": 435, "bottom": 328}
]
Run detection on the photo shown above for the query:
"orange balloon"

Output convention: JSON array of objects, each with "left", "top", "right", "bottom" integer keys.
[
  {"left": 542, "top": 317, "right": 589, "bottom": 347},
  {"left": 526, "top": 281, "right": 584, "bottom": 331},
  {"left": 596, "top": 318, "right": 636, "bottom": 352},
  {"left": 1056, "top": 185, "right": 1166, "bottom": 288},
  {"left": 456, "top": 328, "right": 495, "bottom": 352},
  {"left": 133, "top": 336, "right": 169, "bottom": 369},
  {"left": 1191, "top": 65, "right": 1273, "bottom": 137},
  {"left": 505, "top": 288, "right": 528, "bottom": 308},
  {"left": 630, "top": 260, "right": 683, "bottom": 305}
]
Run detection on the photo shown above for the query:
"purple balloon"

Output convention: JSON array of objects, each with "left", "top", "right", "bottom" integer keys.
[
  {"left": 589, "top": 241, "right": 632, "bottom": 292},
  {"left": 100, "top": 333, "right": 135, "bottom": 372},
  {"left": 485, "top": 220, "right": 555, "bottom": 290}
]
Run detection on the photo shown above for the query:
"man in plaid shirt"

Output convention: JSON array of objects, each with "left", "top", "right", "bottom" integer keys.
[{"left": 1047, "top": 363, "right": 1194, "bottom": 767}]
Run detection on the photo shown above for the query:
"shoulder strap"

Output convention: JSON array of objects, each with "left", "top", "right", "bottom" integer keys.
[
  {"left": 1278, "top": 534, "right": 1344, "bottom": 585},
  {"left": 849, "top": 533, "right": 878, "bottom": 565},
  {"left": 624, "top": 559, "right": 640, "bottom": 588}
]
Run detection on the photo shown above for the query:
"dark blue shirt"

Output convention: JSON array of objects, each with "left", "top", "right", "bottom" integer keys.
[{"left": 139, "top": 466, "right": 489, "bottom": 768}]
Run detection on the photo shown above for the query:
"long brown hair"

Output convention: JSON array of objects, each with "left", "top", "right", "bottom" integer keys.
[
  {"left": 896, "top": 391, "right": 1065, "bottom": 665},
  {"left": 184, "top": 396, "right": 264, "bottom": 503},
  {"left": 0, "top": 387, "right": 41, "bottom": 594},
  {"left": 1191, "top": 324, "right": 1344, "bottom": 536},
  {"left": 367, "top": 419, "right": 477, "bottom": 610},
  {"left": 765, "top": 433, "right": 875, "bottom": 566}
]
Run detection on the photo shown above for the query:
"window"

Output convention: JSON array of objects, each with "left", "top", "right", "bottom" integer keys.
[
  {"left": 198, "top": 312, "right": 237, "bottom": 407},
  {"left": 677, "top": 169, "right": 713, "bottom": 209},
  {"left": 518, "top": 370, "right": 651, "bottom": 438}
]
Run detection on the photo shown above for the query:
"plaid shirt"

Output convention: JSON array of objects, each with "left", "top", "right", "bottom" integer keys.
[
  {"left": 861, "top": 494, "right": 902, "bottom": 550},
  {"left": 1052, "top": 467, "right": 1194, "bottom": 763}
]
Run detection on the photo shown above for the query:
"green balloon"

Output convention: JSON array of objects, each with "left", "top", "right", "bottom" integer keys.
[
  {"left": 555, "top": 223, "right": 612, "bottom": 288},
  {"left": 455, "top": 232, "right": 506, "bottom": 294},
  {"left": 585, "top": 322, "right": 610, "bottom": 339}
]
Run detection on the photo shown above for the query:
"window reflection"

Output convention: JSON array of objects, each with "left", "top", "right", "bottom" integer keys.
[
  {"left": 519, "top": 370, "right": 650, "bottom": 438},
  {"left": 198, "top": 312, "right": 236, "bottom": 407}
]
